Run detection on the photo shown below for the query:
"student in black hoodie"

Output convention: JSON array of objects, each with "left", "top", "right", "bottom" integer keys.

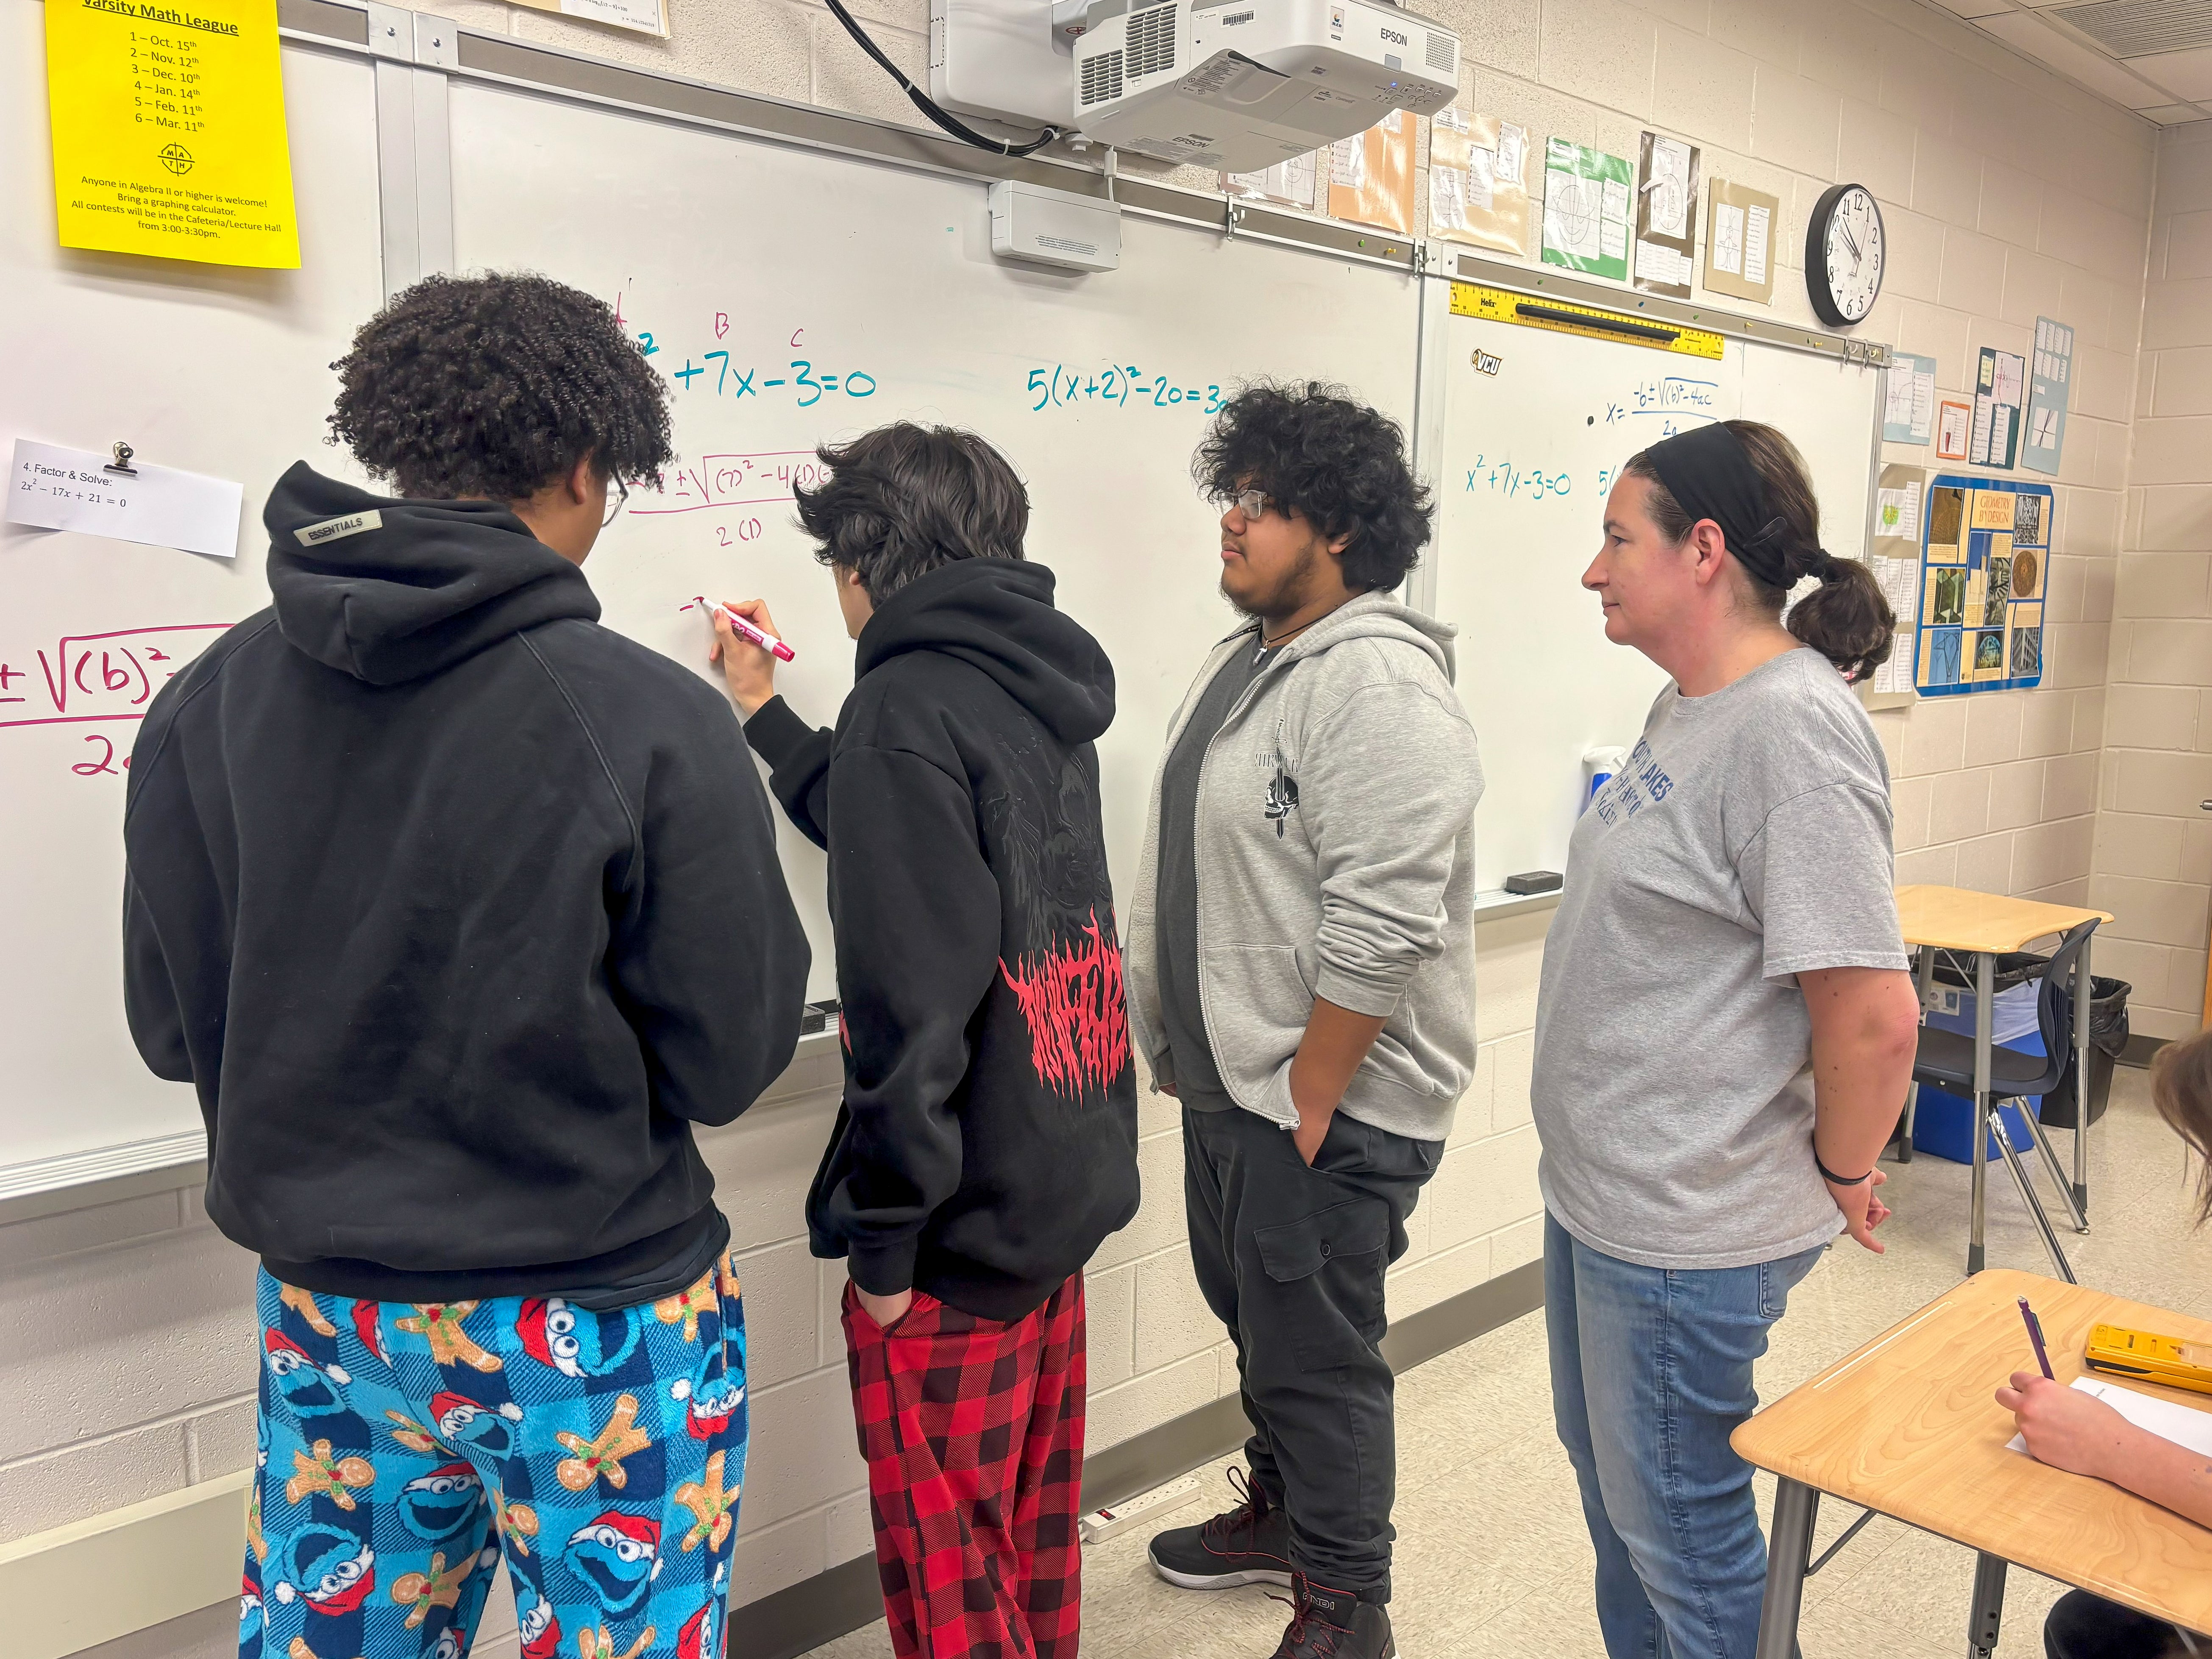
[
  {"left": 122, "top": 272, "right": 808, "bottom": 1659},
  {"left": 709, "top": 423, "right": 1139, "bottom": 1659}
]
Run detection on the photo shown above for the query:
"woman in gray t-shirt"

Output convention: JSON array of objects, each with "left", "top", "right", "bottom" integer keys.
[{"left": 1531, "top": 420, "right": 1922, "bottom": 1659}]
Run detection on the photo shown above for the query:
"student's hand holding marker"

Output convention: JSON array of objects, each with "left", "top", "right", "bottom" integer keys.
[
  {"left": 1997, "top": 1371, "right": 2137, "bottom": 1481},
  {"left": 706, "top": 597, "right": 789, "bottom": 717}
]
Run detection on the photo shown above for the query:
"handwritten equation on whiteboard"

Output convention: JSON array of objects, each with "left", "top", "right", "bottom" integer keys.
[
  {"left": 1, "top": 624, "right": 228, "bottom": 724},
  {"left": 635, "top": 451, "right": 832, "bottom": 519},
  {"left": 2, "top": 624, "right": 230, "bottom": 772},
  {"left": 1461, "top": 376, "right": 1720, "bottom": 508}
]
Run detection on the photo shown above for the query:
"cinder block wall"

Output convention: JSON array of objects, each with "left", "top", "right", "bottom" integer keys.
[{"left": 2091, "top": 122, "right": 2212, "bottom": 1041}]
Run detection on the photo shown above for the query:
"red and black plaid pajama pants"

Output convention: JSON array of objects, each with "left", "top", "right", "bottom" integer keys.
[{"left": 842, "top": 1274, "right": 1086, "bottom": 1659}]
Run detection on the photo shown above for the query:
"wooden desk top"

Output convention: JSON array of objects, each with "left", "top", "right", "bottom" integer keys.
[
  {"left": 1896, "top": 884, "right": 2114, "bottom": 955},
  {"left": 1734, "top": 1269, "right": 2212, "bottom": 1634}
]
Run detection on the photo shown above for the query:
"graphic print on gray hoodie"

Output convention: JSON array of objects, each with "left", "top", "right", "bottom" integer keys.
[{"left": 1127, "top": 592, "right": 1486, "bottom": 1144}]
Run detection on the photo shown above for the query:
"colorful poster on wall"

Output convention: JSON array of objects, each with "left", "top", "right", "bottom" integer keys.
[
  {"left": 1911, "top": 473, "right": 2053, "bottom": 698},
  {"left": 1427, "top": 107, "right": 1531, "bottom": 257},
  {"left": 2022, "top": 315, "right": 2074, "bottom": 476},
  {"left": 1632, "top": 131, "right": 1700, "bottom": 299},
  {"left": 1540, "top": 138, "right": 1631, "bottom": 281},
  {"left": 1329, "top": 109, "right": 1416, "bottom": 236},
  {"left": 43, "top": 0, "right": 299, "bottom": 267},
  {"left": 1702, "top": 177, "right": 1778, "bottom": 306}
]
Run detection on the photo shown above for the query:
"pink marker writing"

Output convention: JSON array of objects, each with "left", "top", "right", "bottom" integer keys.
[{"left": 698, "top": 597, "right": 796, "bottom": 663}]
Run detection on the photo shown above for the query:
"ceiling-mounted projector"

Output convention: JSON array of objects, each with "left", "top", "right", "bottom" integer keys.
[{"left": 929, "top": 0, "right": 1460, "bottom": 174}]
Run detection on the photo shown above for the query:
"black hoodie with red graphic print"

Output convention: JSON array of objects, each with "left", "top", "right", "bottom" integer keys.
[{"left": 742, "top": 558, "right": 1139, "bottom": 1321}]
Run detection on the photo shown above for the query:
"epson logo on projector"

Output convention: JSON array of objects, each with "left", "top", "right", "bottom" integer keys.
[{"left": 1380, "top": 26, "right": 1408, "bottom": 43}]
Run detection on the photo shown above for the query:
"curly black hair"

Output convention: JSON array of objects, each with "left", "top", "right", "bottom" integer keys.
[
  {"left": 1193, "top": 381, "right": 1433, "bottom": 593},
  {"left": 327, "top": 271, "right": 673, "bottom": 501}
]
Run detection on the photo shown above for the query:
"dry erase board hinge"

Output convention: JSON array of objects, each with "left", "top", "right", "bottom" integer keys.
[
  {"left": 363, "top": 4, "right": 458, "bottom": 67},
  {"left": 363, "top": 1, "right": 411, "bottom": 59},
  {"left": 413, "top": 12, "right": 460, "bottom": 69}
]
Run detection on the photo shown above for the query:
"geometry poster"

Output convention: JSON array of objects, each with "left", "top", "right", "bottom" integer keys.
[
  {"left": 1912, "top": 473, "right": 2053, "bottom": 697},
  {"left": 1541, "top": 138, "right": 1631, "bottom": 281}
]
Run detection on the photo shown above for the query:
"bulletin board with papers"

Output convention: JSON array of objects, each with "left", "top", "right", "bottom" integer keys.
[{"left": 1909, "top": 475, "right": 2054, "bottom": 696}]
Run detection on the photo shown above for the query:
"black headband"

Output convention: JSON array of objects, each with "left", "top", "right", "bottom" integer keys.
[{"left": 1639, "top": 423, "right": 1823, "bottom": 590}]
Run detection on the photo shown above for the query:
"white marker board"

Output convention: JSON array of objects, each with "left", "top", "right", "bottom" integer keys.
[
  {"left": 1432, "top": 305, "right": 1879, "bottom": 889},
  {"left": 0, "top": 14, "right": 385, "bottom": 1175},
  {"left": 446, "top": 78, "right": 1422, "bottom": 1008},
  {"left": 0, "top": 21, "right": 1419, "bottom": 1177}
]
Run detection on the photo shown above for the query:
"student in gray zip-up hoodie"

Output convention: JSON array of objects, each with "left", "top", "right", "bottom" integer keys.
[{"left": 1132, "top": 384, "right": 1483, "bottom": 1659}]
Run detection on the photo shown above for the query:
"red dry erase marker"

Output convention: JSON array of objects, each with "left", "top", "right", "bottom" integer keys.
[{"left": 699, "top": 597, "right": 796, "bottom": 663}]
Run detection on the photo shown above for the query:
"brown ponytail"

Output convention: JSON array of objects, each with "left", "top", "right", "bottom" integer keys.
[
  {"left": 2154, "top": 1027, "right": 2212, "bottom": 1227},
  {"left": 1627, "top": 419, "right": 1897, "bottom": 683}
]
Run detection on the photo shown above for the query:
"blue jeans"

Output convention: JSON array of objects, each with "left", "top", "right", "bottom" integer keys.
[{"left": 1545, "top": 1212, "right": 1825, "bottom": 1659}]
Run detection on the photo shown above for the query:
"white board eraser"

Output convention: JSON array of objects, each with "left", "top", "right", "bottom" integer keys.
[
  {"left": 988, "top": 179, "right": 1121, "bottom": 273},
  {"left": 1504, "top": 871, "right": 1564, "bottom": 895}
]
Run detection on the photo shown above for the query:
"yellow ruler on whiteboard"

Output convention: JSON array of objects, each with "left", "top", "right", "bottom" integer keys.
[{"left": 1451, "top": 283, "right": 1725, "bottom": 361}]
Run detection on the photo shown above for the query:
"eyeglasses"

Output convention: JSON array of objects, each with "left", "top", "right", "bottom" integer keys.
[
  {"left": 1217, "top": 488, "right": 1273, "bottom": 520},
  {"left": 601, "top": 476, "right": 630, "bottom": 529}
]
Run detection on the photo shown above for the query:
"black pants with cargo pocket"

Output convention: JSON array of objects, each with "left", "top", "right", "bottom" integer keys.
[{"left": 1183, "top": 1101, "right": 1443, "bottom": 1603}]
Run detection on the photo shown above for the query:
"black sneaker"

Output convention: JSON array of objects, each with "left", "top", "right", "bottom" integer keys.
[
  {"left": 1146, "top": 1468, "right": 1294, "bottom": 1591},
  {"left": 1269, "top": 1574, "right": 1395, "bottom": 1659}
]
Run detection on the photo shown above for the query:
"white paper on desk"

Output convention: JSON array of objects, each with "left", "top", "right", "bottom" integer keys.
[
  {"left": 2009, "top": 1376, "right": 2212, "bottom": 1458},
  {"left": 8, "top": 438, "right": 241, "bottom": 559}
]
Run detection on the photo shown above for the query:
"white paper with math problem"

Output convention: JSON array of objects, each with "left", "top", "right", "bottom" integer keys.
[{"left": 8, "top": 437, "right": 242, "bottom": 559}]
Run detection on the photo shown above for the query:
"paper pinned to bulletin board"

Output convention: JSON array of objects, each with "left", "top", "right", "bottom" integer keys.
[
  {"left": 1427, "top": 108, "right": 1531, "bottom": 256},
  {"left": 1632, "top": 131, "right": 1700, "bottom": 299},
  {"left": 1541, "top": 139, "right": 1631, "bottom": 281},
  {"left": 1703, "top": 177, "right": 1778, "bottom": 306},
  {"left": 43, "top": 0, "right": 299, "bottom": 267},
  {"left": 1329, "top": 110, "right": 1415, "bottom": 235},
  {"left": 1912, "top": 474, "right": 2053, "bottom": 696}
]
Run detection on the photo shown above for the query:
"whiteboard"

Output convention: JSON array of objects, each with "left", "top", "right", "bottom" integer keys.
[
  {"left": 446, "top": 80, "right": 1422, "bottom": 1002},
  {"left": 1431, "top": 307, "right": 1878, "bottom": 889},
  {"left": 0, "top": 9, "right": 386, "bottom": 1171}
]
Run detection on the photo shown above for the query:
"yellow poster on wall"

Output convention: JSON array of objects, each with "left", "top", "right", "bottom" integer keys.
[{"left": 44, "top": 0, "right": 299, "bottom": 269}]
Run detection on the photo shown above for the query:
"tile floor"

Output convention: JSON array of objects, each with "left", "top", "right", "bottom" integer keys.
[{"left": 805, "top": 1066, "right": 2210, "bottom": 1659}]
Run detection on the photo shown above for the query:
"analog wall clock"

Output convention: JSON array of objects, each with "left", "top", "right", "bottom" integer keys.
[{"left": 1805, "top": 182, "right": 1884, "bottom": 328}]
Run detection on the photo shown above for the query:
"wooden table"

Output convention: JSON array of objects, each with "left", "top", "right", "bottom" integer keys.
[
  {"left": 1738, "top": 1269, "right": 2212, "bottom": 1659},
  {"left": 1895, "top": 885, "right": 2113, "bottom": 1276}
]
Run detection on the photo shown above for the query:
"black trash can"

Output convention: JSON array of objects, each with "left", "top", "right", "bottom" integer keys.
[
  {"left": 1925, "top": 951, "right": 2131, "bottom": 1130},
  {"left": 2038, "top": 975, "right": 2131, "bottom": 1131}
]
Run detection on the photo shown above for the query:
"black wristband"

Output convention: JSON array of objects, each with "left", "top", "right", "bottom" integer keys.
[{"left": 1813, "top": 1145, "right": 1872, "bottom": 1186}]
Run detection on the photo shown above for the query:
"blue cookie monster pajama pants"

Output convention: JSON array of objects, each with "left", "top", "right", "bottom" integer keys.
[{"left": 243, "top": 1258, "right": 747, "bottom": 1659}]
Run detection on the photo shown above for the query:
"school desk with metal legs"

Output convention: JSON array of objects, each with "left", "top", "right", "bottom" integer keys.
[
  {"left": 1738, "top": 1270, "right": 2212, "bottom": 1659},
  {"left": 1895, "top": 885, "right": 2112, "bottom": 1274}
]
